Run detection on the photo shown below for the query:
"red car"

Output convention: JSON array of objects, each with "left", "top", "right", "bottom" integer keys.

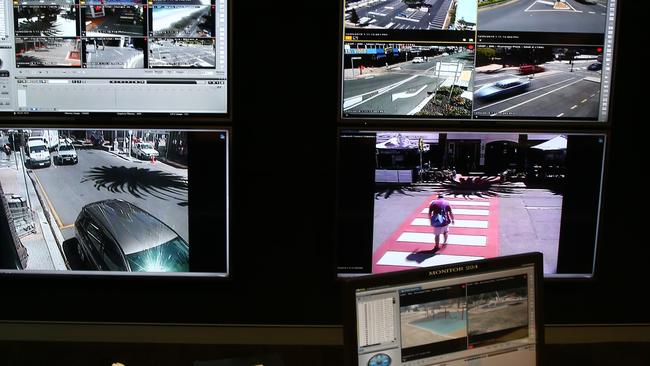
[{"left": 519, "top": 64, "right": 545, "bottom": 75}]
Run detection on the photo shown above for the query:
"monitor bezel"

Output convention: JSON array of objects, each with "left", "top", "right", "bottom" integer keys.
[
  {"left": 336, "top": 0, "right": 621, "bottom": 128},
  {"left": 341, "top": 252, "right": 545, "bottom": 366},
  {"left": 0, "top": 0, "right": 233, "bottom": 124},
  {"left": 334, "top": 126, "right": 609, "bottom": 280},
  {"left": 0, "top": 126, "right": 232, "bottom": 279}
]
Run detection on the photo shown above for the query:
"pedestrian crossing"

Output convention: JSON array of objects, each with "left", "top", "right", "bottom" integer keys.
[{"left": 372, "top": 194, "right": 499, "bottom": 273}]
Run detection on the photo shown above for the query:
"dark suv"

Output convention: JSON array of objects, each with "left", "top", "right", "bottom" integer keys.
[{"left": 74, "top": 199, "right": 189, "bottom": 272}]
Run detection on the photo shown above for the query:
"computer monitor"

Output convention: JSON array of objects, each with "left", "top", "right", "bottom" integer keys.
[
  {"left": 342, "top": 252, "right": 543, "bottom": 366},
  {"left": 0, "top": 0, "right": 229, "bottom": 119},
  {"left": 0, "top": 127, "right": 229, "bottom": 275},
  {"left": 340, "top": 0, "right": 618, "bottom": 122},
  {"left": 337, "top": 129, "right": 605, "bottom": 278}
]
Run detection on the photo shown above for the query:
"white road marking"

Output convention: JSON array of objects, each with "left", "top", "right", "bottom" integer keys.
[
  {"left": 411, "top": 218, "right": 488, "bottom": 228},
  {"left": 570, "top": 105, "right": 578, "bottom": 110},
  {"left": 397, "top": 232, "right": 487, "bottom": 246},
  {"left": 392, "top": 85, "right": 427, "bottom": 102},
  {"left": 421, "top": 208, "right": 489, "bottom": 216},
  {"left": 377, "top": 251, "right": 483, "bottom": 267},
  {"left": 490, "top": 78, "right": 585, "bottom": 115},
  {"left": 557, "top": 113, "right": 564, "bottom": 117}
]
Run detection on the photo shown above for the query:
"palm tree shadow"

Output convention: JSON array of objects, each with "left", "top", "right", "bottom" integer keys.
[
  {"left": 406, "top": 248, "right": 439, "bottom": 264},
  {"left": 376, "top": 184, "right": 428, "bottom": 199},
  {"left": 81, "top": 166, "right": 188, "bottom": 206}
]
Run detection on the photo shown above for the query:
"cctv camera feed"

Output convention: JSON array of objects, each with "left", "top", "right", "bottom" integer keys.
[
  {"left": 0, "top": 0, "right": 227, "bottom": 115},
  {"left": 337, "top": 130, "right": 605, "bottom": 277},
  {"left": 0, "top": 128, "right": 229, "bottom": 275},
  {"left": 83, "top": 37, "right": 145, "bottom": 68},
  {"left": 341, "top": 0, "right": 618, "bottom": 122}
]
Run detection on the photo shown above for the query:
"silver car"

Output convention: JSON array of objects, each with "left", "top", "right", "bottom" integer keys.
[{"left": 54, "top": 143, "right": 78, "bottom": 165}]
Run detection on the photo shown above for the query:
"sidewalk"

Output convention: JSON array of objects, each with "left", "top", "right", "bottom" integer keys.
[
  {"left": 106, "top": 149, "right": 188, "bottom": 178},
  {"left": 0, "top": 152, "right": 67, "bottom": 271}
]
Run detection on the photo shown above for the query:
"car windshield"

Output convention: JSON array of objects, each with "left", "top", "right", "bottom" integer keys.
[
  {"left": 140, "top": 143, "right": 154, "bottom": 150},
  {"left": 495, "top": 79, "right": 521, "bottom": 88},
  {"left": 59, "top": 145, "right": 74, "bottom": 151},
  {"left": 29, "top": 145, "right": 47, "bottom": 154},
  {"left": 126, "top": 236, "right": 189, "bottom": 272}
]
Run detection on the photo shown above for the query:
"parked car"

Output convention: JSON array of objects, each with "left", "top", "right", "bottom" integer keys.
[
  {"left": 518, "top": 64, "right": 545, "bottom": 75},
  {"left": 53, "top": 142, "right": 78, "bottom": 165},
  {"left": 74, "top": 199, "right": 189, "bottom": 272},
  {"left": 25, "top": 139, "right": 51, "bottom": 168},
  {"left": 131, "top": 142, "right": 159, "bottom": 160},
  {"left": 412, "top": 56, "right": 424, "bottom": 64},
  {"left": 474, "top": 77, "right": 531, "bottom": 100},
  {"left": 587, "top": 62, "right": 602, "bottom": 71}
]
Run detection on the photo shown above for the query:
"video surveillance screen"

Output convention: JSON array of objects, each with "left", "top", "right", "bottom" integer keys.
[
  {"left": 0, "top": 128, "right": 229, "bottom": 276},
  {"left": 0, "top": 0, "right": 228, "bottom": 116},
  {"left": 340, "top": 0, "right": 618, "bottom": 122},
  {"left": 337, "top": 130, "right": 605, "bottom": 277}
]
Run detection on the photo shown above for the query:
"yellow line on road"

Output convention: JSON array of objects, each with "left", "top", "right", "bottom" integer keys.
[
  {"left": 32, "top": 172, "right": 67, "bottom": 229},
  {"left": 60, "top": 224, "right": 74, "bottom": 230}
]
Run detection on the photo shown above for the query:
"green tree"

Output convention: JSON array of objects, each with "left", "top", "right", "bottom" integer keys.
[
  {"left": 350, "top": 8, "right": 360, "bottom": 24},
  {"left": 476, "top": 47, "right": 497, "bottom": 66}
]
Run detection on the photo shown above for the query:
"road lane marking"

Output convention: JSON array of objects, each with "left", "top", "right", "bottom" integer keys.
[
  {"left": 32, "top": 172, "right": 66, "bottom": 229},
  {"left": 377, "top": 251, "right": 483, "bottom": 267},
  {"left": 490, "top": 78, "right": 585, "bottom": 116},
  {"left": 420, "top": 208, "right": 489, "bottom": 215},
  {"left": 397, "top": 232, "right": 487, "bottom": 246},
  {"left": 581, "top": 98, "right": 587, "bottom": 103},
  {"left": 570, "top": 105, "right": 578, "bottom": 109},
  {"left": 392, "top": 85, "right": 427, "bottom": 102},
  {"left": 411, "top": 218, "right": 489, "bottom": 228},
  {"left": 61, "top": 224, "right": 74, "bottom": 230},
  {"left": 474, "top": 77, "right": 577, "bottom": 111},
  {"left": 557, "top": 113, "right": 564, "bottom": 117}
]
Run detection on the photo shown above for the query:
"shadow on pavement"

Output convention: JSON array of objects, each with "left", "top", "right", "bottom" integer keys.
[
  {"left": 81, "top": 165, "right": 188, "bottom": 206},
  {"left": 406, "top": 247, "right": 440, "bottom": 264},
  {"left": 376, "top": 184, "right": 428, "bottom": 199}
]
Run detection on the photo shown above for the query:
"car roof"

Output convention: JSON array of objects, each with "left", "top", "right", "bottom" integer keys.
[{"left": 81, "top": 199, "right": 179, "bottom": 255}]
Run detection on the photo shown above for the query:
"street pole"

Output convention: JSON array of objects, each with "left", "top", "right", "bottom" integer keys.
[
  {"left": 20, "top": 146, "right": 31, "bottom": 209},
  {"left": 12, "top": 132, "right": 18, "bottom": 170}
]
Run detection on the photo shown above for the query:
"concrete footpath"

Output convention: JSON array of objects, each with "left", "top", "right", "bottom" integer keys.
[{"left": 0, "top": 151, "right": 67, "bottom": 271}]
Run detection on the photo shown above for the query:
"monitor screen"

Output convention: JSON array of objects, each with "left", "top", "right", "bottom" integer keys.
[
  {"left": 0, "top": 127, "right": 229, "bottom": 275},
  {"left": 342, "top": 253, "right": 543, "bottom": 366},
  {"left": 337, "top": 129, "right": 605, "bottom": 277},
  {"left": 340, "top": 0, "right": 618, "bottom": 122},
  {"left": 0, "top": 0, "right": 228, "bottom": 118}
]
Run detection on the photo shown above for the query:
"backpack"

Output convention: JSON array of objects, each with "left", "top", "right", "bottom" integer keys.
[{"left": 430, "top": 203, "right": 449, "bottom": 227}]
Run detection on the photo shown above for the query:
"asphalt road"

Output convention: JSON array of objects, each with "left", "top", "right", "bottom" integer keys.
[
  {"left": 343, "top": 52, "right": 473, "bottom": 116},
  {"left": 86, "top": 46, "right": 144, "bottom": 68},
  {"left": 478, "top": 0, "right": 607, "bottom": 33},
  {"left": 30, "top": 149, "right": 188, "bottom": 243},
  {"left": 473, "top": 60, "right": 601, "bottom": 118},
  {"left": 347, "top": 0, "right": 450, "bottom": 30},
  {"left": 150, "top": 42, "right": 215, "bottom": 67}
]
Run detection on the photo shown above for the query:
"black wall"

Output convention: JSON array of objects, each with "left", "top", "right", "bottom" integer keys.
[{"left": 0, "top": 1, "right": 645, "bottom": 326}]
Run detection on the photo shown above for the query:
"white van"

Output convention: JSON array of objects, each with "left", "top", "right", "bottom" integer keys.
[{"left": 26, "top": 140, "right": 51, "bottom": 168}]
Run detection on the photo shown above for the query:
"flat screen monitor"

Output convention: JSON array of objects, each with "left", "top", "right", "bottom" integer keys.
[
  {"left": 0, "top": 127, "right": 229, "bottom": 276},
  {"left": 337, "top": 129, "right": 605, "bottom": 278},
  {"left": 342, "top": 252, "right": 543, "bottom": 366},
  {"left": 0, "top": 0, "right": 229, "bottom": 119},
  {"left": 340, "top": 0, "right": 618, "bottom": 122}
]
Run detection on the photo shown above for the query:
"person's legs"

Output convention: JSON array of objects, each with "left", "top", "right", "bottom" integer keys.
[{"left": 442, "top": 226, "right": 449, "bottom": 246}]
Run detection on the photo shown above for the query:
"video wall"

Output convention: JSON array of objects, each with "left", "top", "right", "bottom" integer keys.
[
  {"left": 0, "top": 0, "right": 229, "bottom": 116},
  {"left": 0, "top": 128, "right": 229, "bottom": 275},
  {"left": 337, "top": 130, "right": 605, "bottom": 277},
  {"left": 341, "top": 0, "right": 617, "bottom": 122}
]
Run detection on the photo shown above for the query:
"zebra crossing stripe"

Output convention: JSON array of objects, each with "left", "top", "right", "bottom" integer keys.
[
  {"left": 397, "top": 232, "right": 487, "bottom": 246},
  {"left": 445, "top": 200, "right": 490, "bottom": 206},
  {"left": 376, "top": 251, "right": 483, "bottom": 267},
  {"left": 420, "top": 208, "right": 489, "bottom": 216},
  {"left": 410, "top": 218, "right": 488, "bottom": 228}
]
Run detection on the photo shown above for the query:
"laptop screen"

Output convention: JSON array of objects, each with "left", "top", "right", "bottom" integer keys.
[{"left": 343, "top": 253, "right": 543, "bottom": 366}]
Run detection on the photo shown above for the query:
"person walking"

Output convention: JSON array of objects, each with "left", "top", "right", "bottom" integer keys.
[{"left": 428, "top": 193, "right": 455, "bottom": 251}]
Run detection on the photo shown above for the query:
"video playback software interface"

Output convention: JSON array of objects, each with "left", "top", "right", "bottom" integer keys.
[
  {"left": 341, "top": 0, "right": 617, "bottom": 121},
  {"left": 0, "top": 0, "right": 227, "bottom": 115}
]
